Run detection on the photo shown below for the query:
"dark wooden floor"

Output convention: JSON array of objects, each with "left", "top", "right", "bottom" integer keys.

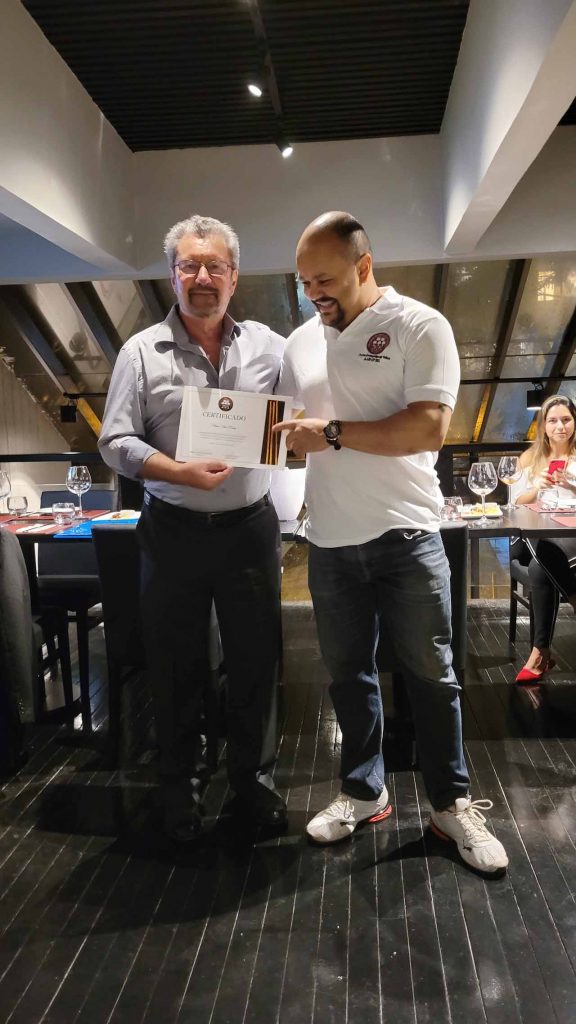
[{"left": 2, "top": 603, "right": 576, "bottom": 1024}]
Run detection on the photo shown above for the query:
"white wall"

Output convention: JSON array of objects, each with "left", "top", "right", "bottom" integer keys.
[
  {"left": 0, "top": 0, "right": 574, "bottom": 283},
  {"left": 135, "top": 135, "right": 444, "bottom": 275},
  {"left": 0, "top": 358, "right": 70, "bottom": 507},
  {"left": 442, "top": 0, "right": 576, "bottom": 250},
  {"left": 476, "top": 127, "right": 576, "bottom": 257},
  {"left": 0, "top": 0, "right": 135, "bottom": 271}
]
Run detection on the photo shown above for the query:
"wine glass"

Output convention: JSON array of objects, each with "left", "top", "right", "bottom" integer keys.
[
  {"left": 0, "top": 470, "right": 10, "bottom": 514},
  {"left": 7, "top": 495, "right": 28, "bottom": 517},
  {"left": 497, "top": 455, "right": 521, "bottom": 511},
  {"left": 66, "top": 465, "right": 92, "bottom": 518},
  {"left": 467, "top": 461, "right": 498, "bottom": 526}
]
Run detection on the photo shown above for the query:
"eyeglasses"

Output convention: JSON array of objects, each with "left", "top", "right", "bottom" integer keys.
[{"left": 174, "top": 258, "right": 233, "bottom": 278}]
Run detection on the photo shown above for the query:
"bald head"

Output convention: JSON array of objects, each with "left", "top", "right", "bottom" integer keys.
[
  {"left": 297, "top": 211, "right": 372, "bottom": 263},
  {"left": 296, "top": 211, "right": 380, "bottom": 331}
]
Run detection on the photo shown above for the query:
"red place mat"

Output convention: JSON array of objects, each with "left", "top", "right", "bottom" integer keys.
[
  {"left": 525, "top": 503, "right": 576, "bottom": 514},
  {"left": 550, "top": 514, "right": 576, "bottom": 527}
]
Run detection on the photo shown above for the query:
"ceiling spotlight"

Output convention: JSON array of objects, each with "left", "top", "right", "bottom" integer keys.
[
  {"left": 276, "top": 140, "right": 293, "bottom": 158},
  {"left": 60, "top": 398, "right": 77, "bottom": 423},
  {"left": 248, "top": 83, "right": 263, "bottom": 97},
  {"left": 526, "top": 381, "right": 545, "bottom": 410}
]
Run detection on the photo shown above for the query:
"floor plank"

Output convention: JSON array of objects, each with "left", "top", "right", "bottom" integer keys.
[{"left": 2, "top": 601, "right": 576, "bottom": 1023}]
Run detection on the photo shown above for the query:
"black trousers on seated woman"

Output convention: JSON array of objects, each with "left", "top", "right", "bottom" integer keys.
[{"left": 511, "top": 536, "right": 576, "bottom": 648}]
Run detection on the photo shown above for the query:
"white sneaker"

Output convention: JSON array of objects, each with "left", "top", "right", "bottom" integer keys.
[
  {"left": 306, "top": 788, "right": 392, "bottom": 844},
  {"left": 430, "top": 797, "right": 508, "bottom": 874}
]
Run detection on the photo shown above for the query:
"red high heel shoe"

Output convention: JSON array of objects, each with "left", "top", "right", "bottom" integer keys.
[{"left": 515, "top": 658, "right": 555, "bottom": 684}]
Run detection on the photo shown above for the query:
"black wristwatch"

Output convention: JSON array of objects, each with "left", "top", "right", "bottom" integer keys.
[{"left": 323, "top": 419, "right": 342, "bottom": 450}]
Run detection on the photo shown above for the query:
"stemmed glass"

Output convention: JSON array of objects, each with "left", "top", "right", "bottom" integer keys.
[
  {"left": 66, "top": 465, "right": 92, "bottom": 518},
  {"left": 497, "top": 455, "right": 521, "bottom": 511},
  {"left": 0, "top": 470, "right": 10, "bottom": 514},
  {"left": 468, "top": 461, "right": 498, "bottom": 526},
  {"left": 7, "top": 495, "right": 28, "bottom": 517}
]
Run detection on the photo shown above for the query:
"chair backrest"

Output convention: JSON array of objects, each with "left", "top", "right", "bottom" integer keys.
[
  {"left": 377, "top": 523, "right": 468, "bottom": 679},
  {"left": 38, "top": 489, "right": 116, "bottom": 578},
  {"left": 91, "top": 525, "right": 144, "bottom": 668},
  {"left": 0, "top": 529, "right": 37, "bottom": 732}
]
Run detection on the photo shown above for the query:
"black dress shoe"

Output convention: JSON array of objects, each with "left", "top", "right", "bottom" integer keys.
[{"left": 232, "top": 779, "right": 287, "bottom": 826}]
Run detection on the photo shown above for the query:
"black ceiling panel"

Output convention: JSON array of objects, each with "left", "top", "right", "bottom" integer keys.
[{"left": 22, "top": 0, "right": 470, "bottom": 151}]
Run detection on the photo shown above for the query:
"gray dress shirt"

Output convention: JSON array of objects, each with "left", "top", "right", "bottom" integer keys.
[{"left": 98, "top": 305, "right": 286, "bottom": 512}]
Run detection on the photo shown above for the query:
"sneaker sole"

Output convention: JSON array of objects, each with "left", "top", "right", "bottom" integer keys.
[
  {"left": 428, "top": 820, "right": 507, "bottom": 877},
  {"left": 307, "top": 802, "right": 393, "bottom": 846}
]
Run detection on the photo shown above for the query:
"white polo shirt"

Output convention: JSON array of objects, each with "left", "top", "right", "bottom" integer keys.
[{"left": 278, "top": 287, "right": 460, "bottom": 547}]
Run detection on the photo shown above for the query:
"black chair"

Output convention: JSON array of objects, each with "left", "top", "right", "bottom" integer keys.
[
  {"left": 509, "top": 552, "right": 565, "bottom": 648},
  {"left": 37, "top": 489, "right": 116, "bottom": 731},
  {"left": 0, "top": 529, "right": 75, "bottom": 770},
  {"left": 92, "top": 525, "right": 219, "bottom": 771},
  {"left": 377, "top": 523, "right": 469, "bottom": 766},
  {"left": 0, "top": 529, "right": 34, "bottom": 769}
]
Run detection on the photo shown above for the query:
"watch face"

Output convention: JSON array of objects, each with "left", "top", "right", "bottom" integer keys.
[{"left": 325, "top": 421, "right": 340, "bottom": 439}]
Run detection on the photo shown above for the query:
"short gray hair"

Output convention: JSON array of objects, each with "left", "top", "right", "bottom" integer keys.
[{"left": 163, "top": 215, "right": 240, "bottom": 269}]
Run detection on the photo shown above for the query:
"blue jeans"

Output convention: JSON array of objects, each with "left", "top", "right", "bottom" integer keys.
[{"left": 308, "top": 529, "right": 470, "bottom": 810}]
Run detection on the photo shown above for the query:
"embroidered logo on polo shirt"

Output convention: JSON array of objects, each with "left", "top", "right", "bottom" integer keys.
[
  {"left": 360, "top": 332, "right": 391, "bottom": 362},
  {"left": 219, "top": 396, "right": 233, "bottom": 411}
]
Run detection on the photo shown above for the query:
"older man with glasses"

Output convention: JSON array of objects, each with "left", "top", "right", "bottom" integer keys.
[{"left": 99, "top": 215, "right": 286, "bottom": 841}]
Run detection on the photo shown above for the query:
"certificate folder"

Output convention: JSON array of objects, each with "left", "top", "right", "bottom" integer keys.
[{"left": 176, "top": 387, "right": 293, "bottom": 470}]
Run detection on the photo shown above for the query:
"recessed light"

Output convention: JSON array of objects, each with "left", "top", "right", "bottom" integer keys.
[{"left": 248, "top": 83, "right": 263, "bottom": 97}]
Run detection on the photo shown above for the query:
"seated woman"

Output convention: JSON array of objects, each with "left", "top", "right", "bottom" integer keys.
[{"left": 512, "top": 395, "right": 576, "bottom": 682}]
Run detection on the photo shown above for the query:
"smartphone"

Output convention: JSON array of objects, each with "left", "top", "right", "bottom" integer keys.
[{"left": 548, "top": 459, "right": 566, "bottom": 474}]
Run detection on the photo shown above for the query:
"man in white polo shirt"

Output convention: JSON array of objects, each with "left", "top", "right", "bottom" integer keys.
[{"left": 275, "top": 211, "right": 508, "bottom": 875}]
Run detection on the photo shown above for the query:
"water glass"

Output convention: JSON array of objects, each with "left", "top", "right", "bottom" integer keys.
[
  {"left": 7, "top": 495, "right": 28, "bottom": 517},
  {"left": 440, "top": 497, "right": 464, "bottom": 521},
  {"left": 538, "top": 487, "right": 559, "bottom": 511},
  {"left": 52, "top": 502, "right": 77, "bottom": 526}
]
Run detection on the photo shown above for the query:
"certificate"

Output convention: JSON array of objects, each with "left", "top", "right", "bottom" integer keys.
[{"left": 175, "top": 387, "right": 294, "bottom": 469}]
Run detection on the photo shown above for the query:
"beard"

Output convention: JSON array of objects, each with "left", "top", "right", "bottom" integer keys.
[
  {"left": 186, "top": 286, "right": 220, "bottom": 319},
  {"left": 314, "top": 296, "right": 346, "bottom": 329}
]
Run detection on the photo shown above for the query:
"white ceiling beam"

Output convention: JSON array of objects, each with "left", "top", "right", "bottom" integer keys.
[{"left": 442, "top": 0, "right": 576, "bottom": 254}]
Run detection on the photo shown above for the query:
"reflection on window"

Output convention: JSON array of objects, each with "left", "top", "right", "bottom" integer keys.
[
  {"left": 93, "top": 281, "right": 151, "bottom": 343},
  {"left": 507, "top": 257, "right": 576, "bottom": 360},
  {"left": 229, "top": 275, "right": 295, "bottom": 337},
  {"left": 22, "top": 283, "right": 111, "bottom": 392},
  {"left": 374, "top": 265, "right": 436, "bottom": 306},
  {"left": 296, "top": 279, "right": 317, "bottom": 322},
  {"left": 446, "top": 384, "right": 484, "bottom": 442},
  {"left": 482, "top": 382, "right": 535, "bottom": 442},
  {"left": 443, "top": 261, "right": 512, "bottom": 362}
]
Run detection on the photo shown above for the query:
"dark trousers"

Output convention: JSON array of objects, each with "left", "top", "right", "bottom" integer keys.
[
  {"left": 308, "top": 530, "right": 470, "bottom": 810},
  {"left": 138, "top": 494, "right": 282, "bottom": 788},
  {"left": 511, "top": 536, "right": 576, "bottom": 649}
]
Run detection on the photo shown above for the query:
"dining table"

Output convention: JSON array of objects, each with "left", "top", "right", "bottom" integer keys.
[{"left": 446, "top": 504, "right": 576, "bottom": 597}]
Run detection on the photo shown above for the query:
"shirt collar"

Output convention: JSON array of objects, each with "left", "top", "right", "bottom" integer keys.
[
  {"left": 368, "top": 285, "right": 404, "bottom": 315},
  {"left": 159, "top": 305, "right": 241, "bottom": 351}
]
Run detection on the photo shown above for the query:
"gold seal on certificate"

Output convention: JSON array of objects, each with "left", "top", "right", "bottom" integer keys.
[{"left": 175, "top": 387, "right": 294, "bottom": 469}]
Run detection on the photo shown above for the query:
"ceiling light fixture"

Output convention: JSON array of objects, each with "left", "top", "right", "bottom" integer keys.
[
  {"left": 248, "top": 83, "right": 263, "bottom": 97},
  {"left": 277, "top": 140, "right": 293, "bottom": 158},
  {"left": 526, "top": 381, "right": 545, "bottom": 410},
  {"left": 60, "top": 398, "right": 77, "bottom": 423}
]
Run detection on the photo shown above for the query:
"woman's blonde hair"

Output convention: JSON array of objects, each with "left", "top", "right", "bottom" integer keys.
[{"left": 525, "top": 394, "right": 576, "bottom": 480}]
